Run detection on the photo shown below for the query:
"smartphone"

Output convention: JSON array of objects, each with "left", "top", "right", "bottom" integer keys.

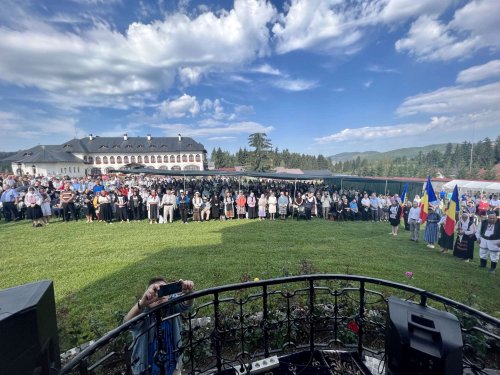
[{"left": 158, "top": 282, "right": 182, "bottom": 298}]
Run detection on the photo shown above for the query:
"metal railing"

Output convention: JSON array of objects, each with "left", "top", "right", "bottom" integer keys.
[{"left": 60, "top": 275, "right": 500, "bottom": 375}]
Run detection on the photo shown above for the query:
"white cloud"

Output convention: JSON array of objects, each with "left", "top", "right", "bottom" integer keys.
[
  {"left": 365, "top": 64, "right": 398, "bottom": 74},
  {"left": 364, "top": 80, "right": 373, "bottom": 88},
  {"left": 208, "top": 136, "right": 237, "bottom": 141},
  {"left": 154, "top": 121, "right": 274, "bottom": 137},
  {"left": 252, "top": 63, "right": 282, "bottom": 75},
  {"left": 0, "top": 111, "right": 85, "bottom": 151},
  {"left": 158, "top": 94, "right": 200, "bottom": 118},
  {"left": 272, "top": 78, "right": 318, "bottom": 91},
  {"left": 456, "top": 60, "right": 500, "bottom": 84},
  {"left": 396, "top": 82, "right": 500, "bottom": 116},
  {"left": 395, "top": 0, "right": 500, "bottom": 62},
  {"left": 273, "top": 0, "right": 360, "bottom": 54},
  {"left": 0, "top": 0, "right": 277, "bottom": 109},
  {"left": 380, "top": 0, "right": 452, "bottom": 23}
]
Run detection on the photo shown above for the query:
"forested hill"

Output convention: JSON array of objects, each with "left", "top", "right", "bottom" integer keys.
[{"left": 329, "top": 144, "right": 451, "bottom": 162}]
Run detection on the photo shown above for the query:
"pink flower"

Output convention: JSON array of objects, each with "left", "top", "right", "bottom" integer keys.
[
  {"left": 347, "top": 321, "right": 359, "bottom": 335},
  {"left": 405, "top": 271, "right": 413, "bottom": 279}
]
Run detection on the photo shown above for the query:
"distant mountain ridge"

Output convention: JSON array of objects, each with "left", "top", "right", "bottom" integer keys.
[{"left": 329, "top": 143, "right": 454, "bottom": 163}]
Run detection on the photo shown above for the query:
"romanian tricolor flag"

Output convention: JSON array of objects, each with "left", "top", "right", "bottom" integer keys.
[
  {"left": 444, "top": 185, "right": 459, "bottom": 236},
  {"left": 419, "top": 176, "right": 438, "bottom": 224},
  {"left": 400, "top": 182, "right": 408, "bottom": 217}
]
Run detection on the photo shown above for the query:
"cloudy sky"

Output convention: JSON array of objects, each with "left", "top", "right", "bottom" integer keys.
[{"left": 1, "top": 0, "right": 499, "bottom": 156}]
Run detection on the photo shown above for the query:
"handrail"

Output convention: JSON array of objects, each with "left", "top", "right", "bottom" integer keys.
[{"left": 60, "top": 274, "right": 500, "bottom": 374}]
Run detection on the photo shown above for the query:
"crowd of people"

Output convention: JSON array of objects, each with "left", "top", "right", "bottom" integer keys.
[{"left": 1, "top": 173, "right": 499, "bottom": 272}]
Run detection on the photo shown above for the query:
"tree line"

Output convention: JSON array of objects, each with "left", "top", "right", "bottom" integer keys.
[
  {"left": 331, "top": 136, "right": 500, "bottom": 179},
  {"left": 211, "top": 134, "right": 499, "bottom": 180}
]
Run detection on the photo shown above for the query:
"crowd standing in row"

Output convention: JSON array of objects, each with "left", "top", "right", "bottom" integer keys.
[{"left": 1, "top": 174, "right": 499, "bottom": 271}]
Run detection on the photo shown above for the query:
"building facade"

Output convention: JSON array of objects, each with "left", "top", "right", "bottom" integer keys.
[{"left": 6, "top": 134, "right": 208, "bottom": 177}]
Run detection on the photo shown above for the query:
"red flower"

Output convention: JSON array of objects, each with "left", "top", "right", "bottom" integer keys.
[{"left": 347, "top": 321, "right": 359, "bottom": 335}]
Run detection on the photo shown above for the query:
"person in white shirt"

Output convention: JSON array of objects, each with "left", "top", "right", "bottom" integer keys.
[
  {"left": 476, "top": 213, "right": 500, "bottom": 273},
  {"left": 161, "top": 190, "right": 177, "bottom": 223},
  {"left": 408, "top": 201, "right": 421, "bottom": 242}
]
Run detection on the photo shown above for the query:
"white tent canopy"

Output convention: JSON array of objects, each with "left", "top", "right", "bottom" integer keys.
[{"left": 442, "top": 180, "right": 500, "bottom": 194}]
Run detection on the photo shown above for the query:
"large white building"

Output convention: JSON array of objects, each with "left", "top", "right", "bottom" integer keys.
[{"left": 5, "top": 134, "right": 207, "bottom": 177}]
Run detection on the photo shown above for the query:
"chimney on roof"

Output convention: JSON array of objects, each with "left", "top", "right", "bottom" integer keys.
[
  {"left": 89, "top": 133, "right": 93, "bottom": 141},
  {"left": 147, "top": 134, "right": 151, "bottom": 141},
  {"left": 124, "top": 133, "right": 128, "bottom": 141},
  {"left": 178, "top": 134, "right": 182, "bottom": 142}
]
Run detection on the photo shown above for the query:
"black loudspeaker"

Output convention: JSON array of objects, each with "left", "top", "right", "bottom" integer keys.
[
  {"left": 385, "top": 296, "right": 463, "bottom": 375},
  {"left": 0, "top": 280, "right": 61, "bottom": 375}
]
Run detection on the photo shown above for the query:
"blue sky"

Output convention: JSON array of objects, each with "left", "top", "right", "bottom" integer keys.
[{"left": 1, "top": 0, "right": 499, "bottom": 156}]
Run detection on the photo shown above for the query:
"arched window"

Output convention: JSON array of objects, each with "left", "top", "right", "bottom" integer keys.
[
  {"left": 95, "top": 156, "right": 101, "bottom": 164},
  {"left": 195, "top": 154, "right": 201, "bottom": 162},
  {"left": 189, "top": 154, "right": 194, "bottom": 162},
  {"left": 157, "top": 155, "right": 162, "bottom": 163},
  {"left": 110, "top": 156, "right": 115, "bottom": 164},
  {"left": 164, "top": 155, "right": 168, "bottom": 163},
  {"left": 170, "top": 155, "right": 175, "bottom": 163},
  {"left": 176, "top": 155, "right": 181, "bottom": 163},
  {"left": 88, "top": 156, "right": 93, "bottom": 163},
  {"left": 124, "top": 156, "right": 129, "bottom": 164},
  {"left": 117, "top": 156, "right": 122, "bottom": 164},
  {"left": 131, "top": 155, "right": 136, "bottom": 163},
  {"left": 102, "top": 156, "right": 108, "bottom": 164},
  {"left": 83, "top": 156, "right": 88, "bottom": 162},
  {"left": 184, "top": 165, "right": 200, "bottom": 171},
  {"left": 159, "top": 165, "right": 168, "bottom": 170},
  {"left": 137, "top": 155, "right": 143, "bottom": 163},
  {"left": 144, "top": 155, "right": 149, "bottom": 163},
  {"left": 151, "top": 155, "right": 156, "bottom": 163},
  {"left": 182, "top": 154, "right": 187, "bottom": 162},
  {"left": 171, "top": 165, "right": 181, "bottom": 171}
]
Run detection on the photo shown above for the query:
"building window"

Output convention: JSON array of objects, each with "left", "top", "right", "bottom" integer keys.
[
  {"left": 159, "top": 165, "right": 168, "bottom": 170},
  {"left": 182, "top": 154, "right": 187, "bottom": 162},
  {"left": 163, "top": 155, "right": 168, "bottom": 163},
  {"left": 144, "top": 155, "right": 149, "bottom": 163},
  {"left": 103, "top": 156, "right": 108, "bottom": 164},
  {"left": 88, "top": 156, "right": 93, "bottom": 163},
  {"left": 184, "top": 165, "right": 200, "bottom": 171},
  {"left": 61, "top": 168, "right": 63, "bottom": 173},
  {"left": 157, "top": 155, "right": 161, "bottom": 163},
  {"left": 110, "top": 156, "right": 115, "bottom": 164},
  {"left": 131, "top": 155, "right": 136, "bottom": 163},
  {"left": 176, "top": 155, "right": 181, "bottom": 163},
  {"left": 64, "top": 168, "right": 67, "bottom": 173},
  {"left": 95, "top": 156, "right": 101, "bottom": 164},
  {"left": 171, "top": 165, "right": 181, "bottom": 171},
  {"left": 83, "top": 156, "right": 88, "bottom": 162},
  {"left": 195, "top": 154, "right": 201, "bottom": 162},
  {"left": 117, "top": 156, "right": 122, "bottom": 164},
  {"left": 170, "top": 155, "right": 175, "bottom": 163},
  {"left": 151, "top": 155, "right": 156, "bottom": 163},
  {"left": 78, "top": 167, "right": 80, "bottom": 173},
  {"left": 125, "top": 145, "right": 132, "bottom": 149},
  {"left": 189, "top": 154, "right": 194, "bottom": 162},
  {"left": 137, "top": 155, "right": 142, "bottom": 163},
  {"left": 124, "top": 156, "right": 129, "bottom": 163}
]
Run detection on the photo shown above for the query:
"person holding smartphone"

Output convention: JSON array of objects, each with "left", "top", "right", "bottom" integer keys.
[{"left": 124, "top": 278, "right": 195, "bottom": 375}]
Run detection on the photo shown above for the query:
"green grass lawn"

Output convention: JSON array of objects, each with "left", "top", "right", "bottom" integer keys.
[{"left": 1, "top": 218, "right": 498, "bottom": 351}]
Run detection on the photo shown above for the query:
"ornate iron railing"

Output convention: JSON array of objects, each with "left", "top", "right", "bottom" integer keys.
[{"left": 59, "top": 275, "right": 500, "bottom": 374}]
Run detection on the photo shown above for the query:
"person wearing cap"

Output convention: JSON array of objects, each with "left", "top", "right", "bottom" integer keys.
[
  {"left": 161, "top": 190, "right": 177, "bottom": 224},
  {"left": 476, "top": 213, "right": 500, "bottom": 273},
  {"left": 177, "top": 190, "right": 190, "bottom": 224},
  {"left": 192, "top": 192, "right": 203, "bottom": 222},
  {"left": 424, "top": 205, "right": 441, "bottom": 249}
]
